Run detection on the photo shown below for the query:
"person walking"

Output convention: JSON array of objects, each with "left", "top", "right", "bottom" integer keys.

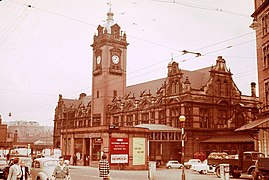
[
  {"left": 52, "top": 156, "right": 70, "bottom": 180},
  {"left": 72, "top": 154, "right": 77, "bottom": 166},
  {"left": 19, "top": 161, "right": 29, "bottom": 180},
  {"left": 99, "top": 154, "right": 110, "bottom": 180},
  {"left": 7, "top": 157, "right": 22, "bottom": 180}
]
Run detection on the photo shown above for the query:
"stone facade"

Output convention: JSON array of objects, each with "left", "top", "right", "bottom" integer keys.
[
  {"left": 250, "top": 0, "right": 269, "bottom": 156},
  {"left": 54, "top": 9, "right": 260, "bottom": 167}
]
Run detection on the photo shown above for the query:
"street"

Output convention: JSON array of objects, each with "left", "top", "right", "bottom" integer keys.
[
  {"left": 68, "top": 166, "right": 253, "bottom": 180},
  {"left": 0, "top": 166, "right": 253, "bottom": 180}
]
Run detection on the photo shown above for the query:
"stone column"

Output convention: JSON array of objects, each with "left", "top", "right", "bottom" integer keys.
[
  {"left": 71, "top": 133, "right": 75, "bottom": 156},
  {"left": 82, "top": 138, "right": 86, "bottom": 166},
  {"left": 89, "top": 137, "right": 92, "bottom": 166},
  {"left": 60, "top": 134, "right": 63, "bottom": 152}
]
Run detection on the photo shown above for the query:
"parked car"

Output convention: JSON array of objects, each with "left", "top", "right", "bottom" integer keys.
[
  {"left": 0, "top": 158, "right": 8, "bottom": 178},
  {"left": 166, "top": 160, "right": 183, "bottom": 169},
  {"left": 192, "top": 159, "right": 215, "bottom": 174},
  {"left": 31, "top": 157, "right": 59, "bottom": 180},
  {"left": 184, "top": 159, "right": 201, "bottom": 169}
]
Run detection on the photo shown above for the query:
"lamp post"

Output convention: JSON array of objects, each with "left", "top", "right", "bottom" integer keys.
[{"left": 179, "top": 115, "right": 186, "bottom": 180}]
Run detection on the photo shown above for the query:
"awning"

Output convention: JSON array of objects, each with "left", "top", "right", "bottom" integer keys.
[
  {"left": 201, "top": 135, "right": 254, "bottom": 143},
  {"left": 135, "top": 124, "right": 181, "bottom": 131},
  {"left": 235, "top": 117, "right": 269, "bottom": 131}
]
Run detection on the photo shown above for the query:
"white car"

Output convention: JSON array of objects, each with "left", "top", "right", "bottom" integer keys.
[
  {"left": 184, "top": 159, "right": 201, "bottom": 169},
  {"left": 192, "top": 159, "right": 215, "bottom": 174},
  {"left": 166, "top": 160, "right": 183, "bottom": 169},
  {"left": 31, "top": 157, "right": 59, "bottom": 180}
]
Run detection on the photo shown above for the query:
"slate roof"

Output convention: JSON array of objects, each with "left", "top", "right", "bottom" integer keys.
[
  {"left": 62, "top": 95, "right": 91, "bottom": 109},
  {"left": 126, "top": 66, "right": 212, "bottom": 96},
  {"left": 235, "top": 117, "right": 269, "bottom": 131},
  {"left": 135, "top": 124, "right": 181, "bottom": 131},
  {"left": 201, "top": 135, "right": 254, "bottom": 143},
  {"left": 61, "top": 66, "right": 212, "bottom": 107}
]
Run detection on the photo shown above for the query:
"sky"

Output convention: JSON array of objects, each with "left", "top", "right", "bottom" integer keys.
[{"left": 0, "top": 0, "right": 257, "bottom": 126}]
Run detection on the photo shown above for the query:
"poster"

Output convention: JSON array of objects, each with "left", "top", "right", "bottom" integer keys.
[{"left": 133, "top": 138, "right": 145, "bottom": 165}]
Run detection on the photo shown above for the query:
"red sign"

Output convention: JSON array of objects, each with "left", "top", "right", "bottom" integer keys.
[{"left": 110, "top": 138, "right": 129, "bottom": 164}]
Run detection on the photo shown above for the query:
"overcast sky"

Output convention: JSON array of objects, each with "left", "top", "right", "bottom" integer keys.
[{"left": 0, "top": 0, "right": 256, "bottom": 126}]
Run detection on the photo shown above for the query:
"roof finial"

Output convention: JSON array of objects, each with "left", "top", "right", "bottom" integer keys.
[{"left": 106, "top": 1, "right": 114, "bottom": 21}]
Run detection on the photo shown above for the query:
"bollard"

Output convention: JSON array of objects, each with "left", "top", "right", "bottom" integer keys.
[
  {"left": 220, "top": 164, "right": 230, "bottom": 180},
  {"left": 148, "top": 161, "right": 156, "bottom": 180}
]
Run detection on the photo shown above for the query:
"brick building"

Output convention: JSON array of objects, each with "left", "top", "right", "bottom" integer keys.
[
  {"left": 238, "top": 0, "right": 269, "bottom": 156},
  {"left": 54, "top": 9, "right": 260, "bottom": 168},
  {"left": 0, "top": 115, "right": 8, "bottom": 148}
]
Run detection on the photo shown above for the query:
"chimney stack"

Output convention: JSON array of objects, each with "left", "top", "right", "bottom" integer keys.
[
  {"left": 14, "top": 130, "right": 18, "bottom": 143},
  {"left": 79, "top": 93, "right": 87, "bottom": 100},
  {"left": 251, "top": 82, "right": 256, "bottom": 97}
]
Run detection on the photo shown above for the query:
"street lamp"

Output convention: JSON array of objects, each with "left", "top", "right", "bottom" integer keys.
[{"left": 179, "top": 115, "right": 186, "bottom": 180}]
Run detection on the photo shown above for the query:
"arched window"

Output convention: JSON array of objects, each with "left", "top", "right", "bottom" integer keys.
[
  {"left": 217, "top": 100, "right": 229, "bottom": 128},
  {"left": 172, "top": 82, "right": 175, "bottom": 94},
  {"left": 235, "top": 113, "right": 245, "bottom": 127},
  {"left": 176, "top": 81, "right": 179, "bottom": 93}
]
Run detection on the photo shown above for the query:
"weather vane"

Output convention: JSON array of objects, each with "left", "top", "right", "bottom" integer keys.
[{"left": 106, "top": 1, "right": 112, "bottom": 10}]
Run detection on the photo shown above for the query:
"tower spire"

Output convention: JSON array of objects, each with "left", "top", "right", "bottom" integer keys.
[
  {"left": 106, "top": 2, "right": 114, "bottom": 22},
  {"left": 103, "top": 2, "right": 115, "bottom": 34}
]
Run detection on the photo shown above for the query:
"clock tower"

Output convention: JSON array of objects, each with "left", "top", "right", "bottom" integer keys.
[{"left": 91, "top": 9, "right": 128, "bottom": 126}]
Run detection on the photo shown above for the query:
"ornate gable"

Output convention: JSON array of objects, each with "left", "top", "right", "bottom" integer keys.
[
  {"left": 167, "top": 60, "right": 184, "bottom": 95},
  {"left": 204, "top": 56, "right": 241, "bottom": 98}
]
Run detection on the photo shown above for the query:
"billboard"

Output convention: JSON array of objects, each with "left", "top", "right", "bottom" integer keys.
[
  {"left": 133, "top": 138, "right": 146, "bottom": 165},
  {"left": 110, "top": 138, "right": 129, "bottom": 164}
]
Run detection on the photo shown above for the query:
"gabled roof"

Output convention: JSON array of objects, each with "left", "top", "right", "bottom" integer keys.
[{"left": 62, "top": 95, "right": 91, "bottom": 109}]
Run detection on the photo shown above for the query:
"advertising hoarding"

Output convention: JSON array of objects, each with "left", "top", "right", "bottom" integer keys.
[{"left": 133, "top": 138, "right": 146, "bottom": 165}]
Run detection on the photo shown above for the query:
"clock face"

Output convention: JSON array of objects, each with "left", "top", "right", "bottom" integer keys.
[
  {"left": 112, "top": 55, "right": 119, "bottom": 64},
  {"left": 96, "top": 56, "right": 101, "bottom": 64}
]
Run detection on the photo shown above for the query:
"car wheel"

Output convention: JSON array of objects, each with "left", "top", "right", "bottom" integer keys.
[
  {"left": 216, "top": 167, "right": 221, "bottom": 178},
  {"left": 167, "top": 166, "right": 171, "bottom": 169},
  {"left": 249, "top": 167, "right": 256, "bottom": 177},
  {"left": 36, "top": 177, "right": 41, "bottom": 180},
  {"left": 200, "top": 170, "right": 207, "bottom": 174},
  {"left": 232, "top": 173, "right": 241, "bottom": 178}
]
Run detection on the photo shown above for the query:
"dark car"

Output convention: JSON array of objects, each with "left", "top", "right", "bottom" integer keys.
[{"left": 0, "top": 158, "right": 8, "bottom": 178}]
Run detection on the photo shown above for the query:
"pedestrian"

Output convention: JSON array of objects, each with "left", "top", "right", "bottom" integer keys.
[
  {"left": 7, "top": 157, "right": 22, "bottom": 180},
  {"left": 99, "top": 154, "right": 110, "bottom": 180},
  {"left": 6, "top": 153, "right": 10, "bottom": 161},
  {"left": 72, "top": 154, "right": 77, "bottom": 166},
  {"left": 52, "top": 156, "right": 70, "bottom": 180},
  {"left": 19, "top": 161, "right": 29, "bottom": 180}
]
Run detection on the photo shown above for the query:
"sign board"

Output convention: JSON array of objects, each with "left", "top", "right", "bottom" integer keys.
[
  {"left": 133, "top": 138, "right": 146, "bottom": 165},
  {"left": 103, "top": 147, "right": 109, "bottom": 153},
  {"left": 111, "top": 154, "right": 128, "bottom": 163},
  {"left": 110, "top": 138, "right": 129, "bottom": 164}
]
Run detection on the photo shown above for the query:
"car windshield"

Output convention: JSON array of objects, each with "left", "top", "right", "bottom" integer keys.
[
  {"left": 21, "top": 160, "right": 32, "bottom": 167},
  {"left": 252, "top": 153, "right": 265, "bottom": 160},
  {"left": 202, "top": 160, "right": 207, "bottom": 164},
  {"left": 43, "top": 160, "right": 58, "bottom": 167}
]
